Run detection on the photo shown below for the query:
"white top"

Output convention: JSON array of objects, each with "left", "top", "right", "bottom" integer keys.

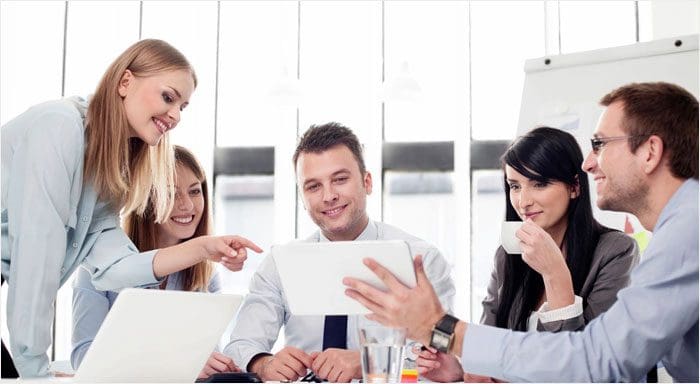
[{"left": 527, "top": 295, "right": 583, "bottom": 331}]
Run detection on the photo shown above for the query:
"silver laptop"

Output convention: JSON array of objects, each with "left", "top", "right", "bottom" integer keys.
[{"left": 74, "top": 288, "right": 242, "bottom": 383}]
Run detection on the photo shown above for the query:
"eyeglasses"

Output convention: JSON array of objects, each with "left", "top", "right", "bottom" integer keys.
[{"left": 590, "top": 135, "right": 645, "bottom": 154}]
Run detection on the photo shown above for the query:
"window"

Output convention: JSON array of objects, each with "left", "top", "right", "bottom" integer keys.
[
  {"left": 63, "top": 1, "right": 139, "bottom": 97},
  {"left": 637, "top": 1, "right": 653, "bottom": 42},
  {"left": 142, "top": 0, "right": 219, "bottom": 182},
  {"left": 384, "top": 1, "right": 469, "bottom": 142},
  {"left": 216, "top": 1, "right": 298, "bottom": 147},
  {"left": 214, "top": 175, "right": 274, "bottom": 295},
  {"left": 296, "top": 1, "right": 384, "bottom": 227},
  {"left": 470, "top": 170, "right": 506, "bottom": 322},
  {"left": 559, "top": 1, "right": 637, "bottom": 53},
  {"left": 470, "top": 1, "right": 546, "bottom": 141},
  {"left": 0, "top": 1, "right": 64, "bottom": 126},
  {"left": 383, "top": 172, "right": 456, "bottom": 266}
]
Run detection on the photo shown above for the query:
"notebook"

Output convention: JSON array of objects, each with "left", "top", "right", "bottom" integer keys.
[{"left": 74, "top": 288, "right": 242, "bottom": 383}]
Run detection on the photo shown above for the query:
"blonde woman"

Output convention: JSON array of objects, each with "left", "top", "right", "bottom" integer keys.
[
  {"left": 0, "top": 40, "right": 261, "bottom": 377},
  {"left": 71, "top": 146, "right": 239, "bottom": 378}
]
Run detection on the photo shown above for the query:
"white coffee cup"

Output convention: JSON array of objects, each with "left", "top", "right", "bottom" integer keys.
[{"left": 500, "top": 221, "right": 523, "bottom": 254}]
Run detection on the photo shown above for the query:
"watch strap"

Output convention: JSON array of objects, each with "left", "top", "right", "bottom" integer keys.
[
  {"left": 429, "top": 313, "right": 459, "bottom": 353},
  {"left": 435, "top": 313, "right": 459, "bottom": 334}
]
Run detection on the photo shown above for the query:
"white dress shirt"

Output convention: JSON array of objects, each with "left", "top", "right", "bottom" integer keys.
[{"left": 224, "top": 220, "right": 456, "bottom": 371}]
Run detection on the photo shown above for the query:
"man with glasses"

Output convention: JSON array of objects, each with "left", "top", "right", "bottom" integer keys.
[
  {"left": 344, "top": 82, "right": 698, "bottom": 382},
  {"left": 223, "top": 123, "right": 455, "bottom": 382}
]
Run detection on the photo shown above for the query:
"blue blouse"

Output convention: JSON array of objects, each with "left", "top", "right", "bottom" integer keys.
[{"left": 1, "top": 97, "right": 161, "bottom": 377}]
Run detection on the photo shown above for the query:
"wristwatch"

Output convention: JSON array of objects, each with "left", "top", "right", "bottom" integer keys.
[{"left": 429, "top": 313, "right": 459, "bottom": 353}]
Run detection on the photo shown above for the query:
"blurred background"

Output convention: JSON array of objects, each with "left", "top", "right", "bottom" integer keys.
[{"left": 1, "top": 0, "right": 697, "bottom": 362}]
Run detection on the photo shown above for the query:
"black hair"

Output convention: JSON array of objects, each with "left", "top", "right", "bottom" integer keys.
[{"left": 496, "top": 127, "right": 613, "bottom": 330}]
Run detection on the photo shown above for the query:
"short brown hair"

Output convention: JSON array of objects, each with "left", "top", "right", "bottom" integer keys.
[
  {"left": 292, "top": 122, "right": 366, "bottom": 175},
  {"left": 600, "top": 82, "right": 698, "bottom": 179}
]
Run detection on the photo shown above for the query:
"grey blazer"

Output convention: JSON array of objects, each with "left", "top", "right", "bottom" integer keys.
[{"left": 480, "top": 231, "right": 639, "bottom": 332}]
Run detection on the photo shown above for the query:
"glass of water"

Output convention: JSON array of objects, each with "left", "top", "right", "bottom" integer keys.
[{"left": 358, "top": 324, "right": 406, "bottom": 383}]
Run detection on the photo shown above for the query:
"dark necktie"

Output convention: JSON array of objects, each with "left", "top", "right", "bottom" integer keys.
[{"left": 322, "top": 315, "right": 348, "bottom": 350}]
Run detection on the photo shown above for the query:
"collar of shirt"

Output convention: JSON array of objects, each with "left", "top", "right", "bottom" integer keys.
[
  {"left": 318, "top": 220, "right": 378, "bottom": 243},
  {"left": 653, "top": 178, "right": 698, "bottom": 233}
]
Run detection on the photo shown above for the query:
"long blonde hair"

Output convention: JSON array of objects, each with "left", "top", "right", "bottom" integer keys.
[
  {"left": 85, "top": 39, "right": 197, "bottom": 223},
  {"left": 123, "top": 146, "right": 213, "bottom": 292}
]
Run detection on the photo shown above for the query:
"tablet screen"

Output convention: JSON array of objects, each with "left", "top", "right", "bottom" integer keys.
[{"left": 272, "top": 240, "right": 416, "bottom": 315}]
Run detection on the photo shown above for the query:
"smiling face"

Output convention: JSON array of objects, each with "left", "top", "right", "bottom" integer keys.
[
  {"left": 582, "top": 101, "right": 649, "bottom": 212},
  {"left": 156, "top": 164, "right": 204, "bottom": 247},
  {"left": 506, "top": 165, "right": 577, "bottom": 237},
  {"left": 118, "top": 69, "right": 195, "bottom": 146},
  {"left": 297, "top": 144, "right": 372, "bottom": 241}
]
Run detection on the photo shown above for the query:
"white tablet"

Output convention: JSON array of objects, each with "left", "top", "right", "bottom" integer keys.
[
  {"left": 74, "top": 289, "right": 242, "bottom": 383},
  {"left": 272, "top": 240, "right": 416, "bottom": 315}
]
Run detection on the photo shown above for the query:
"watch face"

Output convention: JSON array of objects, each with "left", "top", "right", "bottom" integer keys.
[{"left": 431, "top": 331, "right": 450, "bottom": 349}]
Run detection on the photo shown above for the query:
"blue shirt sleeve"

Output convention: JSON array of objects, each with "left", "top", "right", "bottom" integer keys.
[
  {"left": 70, "top": 267, "right": 112, "bottom": 370},
  {"left": 460, "top": 182, "right": 699, "bottom": 382},
  {"left": 3, "top": 106, "right": 83, "bottom": 377},
  {"left": 208, "top": 268, "right": 222, "bottom": 293},
  {"left": 81, "top": 225, "right": 159, "bottom": 292},
  {"left": 463, "top": 248, "right": 698, "bottom": 382}
]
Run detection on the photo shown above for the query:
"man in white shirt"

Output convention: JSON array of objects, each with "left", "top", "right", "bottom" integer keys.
[{"left": 223, "top": 122, "right": 455, "bottom": 382}]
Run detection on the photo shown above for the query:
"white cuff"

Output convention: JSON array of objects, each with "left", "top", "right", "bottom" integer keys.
[{"left": 537, "top": 295, "right": 583, "bottom": 323}]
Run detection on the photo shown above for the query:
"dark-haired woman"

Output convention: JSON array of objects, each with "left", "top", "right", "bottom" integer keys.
[{"left": 416, "top": 127, "right": 639, "bottom": 382}]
